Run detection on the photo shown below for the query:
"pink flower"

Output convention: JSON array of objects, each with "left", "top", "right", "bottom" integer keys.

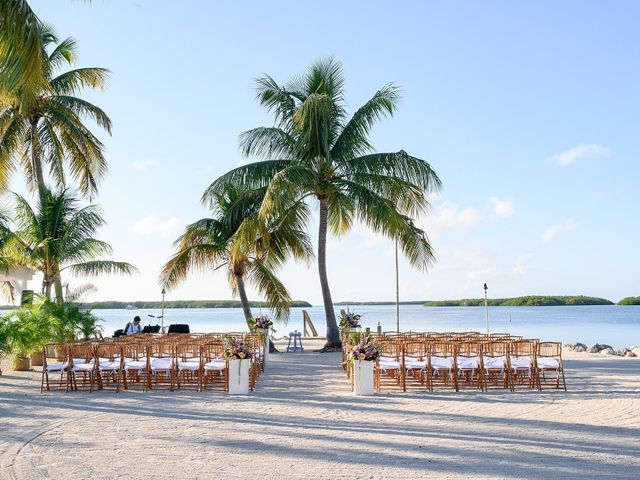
[{"left": 359, "top": 353, "right": 366, "bottom": 360}]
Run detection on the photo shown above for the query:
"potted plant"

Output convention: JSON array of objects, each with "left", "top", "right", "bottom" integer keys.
[
  {"left": 3, "top": 309, "right": 40, "bottom": 371},
  {"left": 346, "top": 333, "right": 381, "bottom": 396},
  {"left": 248, "top": 315, "right": 274, "bottom": 366},
  {"left": 224, "top": 337, "right": 254, "bottom": 395}
]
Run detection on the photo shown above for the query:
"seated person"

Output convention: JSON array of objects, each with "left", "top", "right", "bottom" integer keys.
[{"left": 125, "top": 316, "right": 142, "bottom": 335}]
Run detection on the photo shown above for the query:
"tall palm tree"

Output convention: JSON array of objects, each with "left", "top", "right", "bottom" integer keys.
[
  {"left": 4, "top": 187, "right": 137, "bottom": 303},
  {"left": 203, "top": 58, "right": 441, "bottom": 349},
  {"left": 0, "top": 27, "right": 111, "bottom": 200},
  {"left": 160, "top": 183, "right": 312, "bottom": 326},
  {"left": 0, "top": 0, "right": 46, "bottom": 102}
]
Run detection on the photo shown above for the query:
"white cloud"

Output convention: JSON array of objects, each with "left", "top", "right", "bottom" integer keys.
[
  {"left": 512, "top": 253, "right": 532, "bottom": 276},
  {"left": 130, "top": 215, "right": 180, "bottom": 237},
  {"left": 419, "top": 196, "right": 514, "bottom": 238},
  {"left": 131, "top": 159, "right": 157, "bottom": 172},
  {"left": 488, "top": 197, "right": 515, "bottom": 218},
  {"left": 542, "top": 220, "right": 578, "bottom": 243},
  {"left": 552, "top": 144, "right": 609, "bottom": 167}
]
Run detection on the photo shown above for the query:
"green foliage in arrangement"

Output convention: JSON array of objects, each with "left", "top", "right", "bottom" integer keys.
[
  {"left": 618, "top": 297, "right": 640, "bottom": 305},
  {"left": 83, "top": 300, "right": 313, "bottom": 309},
  {"left": 424, "top": 295, "right": 614, "bottom": 307}
]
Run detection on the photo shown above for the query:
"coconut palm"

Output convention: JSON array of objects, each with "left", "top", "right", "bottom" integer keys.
[
  {"left": 0, "top": 27, "right": 111, "bottom": 199},
  {"left": 4, "top": 187, "right": 137, "bottom": 303},
  {"left": 0, "top": 0, "right": 45, "bottom": 102},
  {"left": 203, "top": 58, "right": 441, "bottom": 349},
  {"left": 160, "top": 183, "right": 312, "bottom": 326}
]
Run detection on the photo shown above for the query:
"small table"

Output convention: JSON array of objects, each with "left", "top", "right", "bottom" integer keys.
[{"left": 286, "top": 330, "right": 304, "bottom": 352}]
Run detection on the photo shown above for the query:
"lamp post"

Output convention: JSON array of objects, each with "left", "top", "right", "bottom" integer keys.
[
  {"left": 395, "top": 238, "right": 400, "bottom": 333},
  {"left": 161, "top": 287, "right": 166, "bottom": 333},
  {"left": 483, "top": 283, "right": 489, "bottom": 334}
]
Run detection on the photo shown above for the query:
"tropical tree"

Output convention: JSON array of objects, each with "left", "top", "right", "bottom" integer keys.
[
  {"left": 203, "top": 58, "right": 441, "bottom": 349},
  {"left": 0, "top": 0, "right": 46, "bottom": 102},
  {"left": 0, "top": 26, "right": 111, "bottom": 200},
  {"left": 4, "top": 187, "right": 137, "bottom": 303},
  {"left": 160, "top": 183, "right": 312, "bottom": 326}
]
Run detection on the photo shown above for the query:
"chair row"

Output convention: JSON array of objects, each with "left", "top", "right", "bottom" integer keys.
[
  {"left": 343, "top": 332, "right": 566, "bottom": 393},
  {"left": 41, "top": 333, "right": 266, "bottom": 394}
]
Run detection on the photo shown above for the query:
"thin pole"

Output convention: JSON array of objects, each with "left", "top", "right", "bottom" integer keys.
[
  {"left": 395, "top": 238, "right": 400, "bottom": 333},
  {"left": 161, "top": 289, "right": 166, "bottom": 333},
  {"left": 484, "top": 284, "right": 489, "bottom": 334}
]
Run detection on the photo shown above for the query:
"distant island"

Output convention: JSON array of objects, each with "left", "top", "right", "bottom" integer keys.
[
  {"left": 335, "top": 301, "right": 426, "bottom": 306},
  {"left": 618, "top": 297, "right": 640, "bottom": 305},
  {"left": 424, "top": 295, "right": 614, "bottom": 307},
  {"left": 79, "top": 300, "right": 313, "bottom": 309}
]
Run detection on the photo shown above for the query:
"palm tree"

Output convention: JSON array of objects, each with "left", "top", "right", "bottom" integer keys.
[
  {"left": 0, "top": 27, "right": 111, "bottom": 200},
  {"left": 4, "top": 187, "right": 137, "bottom": 303},
  {"left": 160, "top": 183, "right": 312, "bottom": 327},
  {"left": 0, "top": 0, "right": 46, "bottom": 102},
  {"left": 203, "top": 58, "right": 441, "bottom": 349}
]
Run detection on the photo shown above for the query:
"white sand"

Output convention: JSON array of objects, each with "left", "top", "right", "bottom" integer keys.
[{"left": 1, "top": 340, "right": 639, "bottom": 480}]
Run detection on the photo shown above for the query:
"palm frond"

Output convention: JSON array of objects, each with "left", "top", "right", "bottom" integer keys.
[
  {"left": 65, "top": 260, "right": 138, "bottom": 277},
  {"left": 50, "top": 67, "right": 110, "bottom": 96},
  {"left": 248, "top": 259, "right": 292, "bottom": 320}
]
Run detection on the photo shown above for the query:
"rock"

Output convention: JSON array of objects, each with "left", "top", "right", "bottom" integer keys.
[
  {"left": 632, "top": 347, "right": 640, "bottom": 357},
  {"left": 625, "top": 351, "right": 637, "bottom": 358},
  {"left": 564, "top": 342, "right": 588, "bottom": 352},
  {"left": 587, "top": 343, "right": 612, "bottom": 354},
  {"left": 599, "top": 347, "right": 614, "bottom": 355}
]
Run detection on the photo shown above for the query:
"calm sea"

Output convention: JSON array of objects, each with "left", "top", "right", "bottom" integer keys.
[{"left": 94, "top": 304, "right": 640, "bottom": 349}]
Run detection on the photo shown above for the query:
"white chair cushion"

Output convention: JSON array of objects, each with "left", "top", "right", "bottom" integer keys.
[
  {"left": 178, "top": 360, "right": 201, "bottom": 371},
  {"left": 204, "top": 361, "right": 226, "bottom": 371},
  {"left": 151, "top": 358, "right": 172, "bottom": 370},
  {"left": 431, "top": 356, "right": 453, "bottom": 369},
  {"left": 406, "top": 359, "right": 427, "bottom": 369},
  {"left": 73, "top": 363, "right": 94, "bottom": 372},
  {"left": 99, "top": 361, "right": 121, "bottom": 371},
  {"left": 537, "top": 358, "right": 560, "bottom": 369},
  {"left": 484, "top": 356, "right": 506, "bottom": 369},
  {"left": 46, "top": 362, "right": 67, "bottom": 372},
  {"left": 124, "top": 360, "right": 146, "bottom": 370},
  {"left": 378, "top": 359, "right": 401, "bottom": 370},
  {"left": 457, "top": 357, "right": 480, "bottom": 369},
  {"left": 510, "top": 355, "right": 533, "bottom": 369}
]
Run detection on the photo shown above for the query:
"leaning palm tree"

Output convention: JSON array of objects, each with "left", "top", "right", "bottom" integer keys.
[
  {"left": 204, "top": 58, "right": 441, "bottom": 349},
  {"left": 0, "top": 26, "right": 111, "bottom": 199},
  {"left": 160, "top": 183, "right": 312, "bottom": 326},
  {"left": 4, "top": 187, "right": 137, "bottom": 303}
]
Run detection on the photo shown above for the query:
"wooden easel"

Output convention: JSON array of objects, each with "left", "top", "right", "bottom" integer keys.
[{"left": 302, "top": 310, "right": 318, "bottom": 337}]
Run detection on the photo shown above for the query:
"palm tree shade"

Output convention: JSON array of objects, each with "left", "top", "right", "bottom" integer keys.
[{"left": 204, "top": 58, "right": 441, "bottom": 348}]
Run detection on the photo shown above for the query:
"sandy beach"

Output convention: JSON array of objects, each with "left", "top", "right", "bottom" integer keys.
[{"left": 1, "top": 340, "right": 639, "bottom": 480}]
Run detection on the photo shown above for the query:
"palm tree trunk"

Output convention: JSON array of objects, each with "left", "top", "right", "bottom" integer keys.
[
  {"left": 53, "top": 265, "right": 64, "bottom": 304},
  {"left": 235, "top": 273, "right": 253, "bottom": 327},
  {"left": 318, "top": 196, "right": 341, "bottom": 349},
  {"left": 235, "top": 272, "right": 277, "bottom": 352},
  {"left": 30, "top": 119, "right": 46, "bottom": 197}
]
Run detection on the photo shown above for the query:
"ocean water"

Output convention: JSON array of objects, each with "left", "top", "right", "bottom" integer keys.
[{"left": 93, "top": 304, "right": 640, "bottom": 349}]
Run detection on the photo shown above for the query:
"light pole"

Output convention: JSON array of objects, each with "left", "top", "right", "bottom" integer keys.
[
  {"left": 161, "top": 287, "right": 166, "bottom": 333},
  {"left": 395, "top": 238, "right": 400, "bottom": 333},
  {"left": 483, "top": 283, "right": 489, "bottom": 334}
]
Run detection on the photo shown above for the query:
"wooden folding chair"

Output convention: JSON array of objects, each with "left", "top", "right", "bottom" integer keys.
[
  {"left": 455, "top": 341, "right": 484, "bottom": 391},
  {"left": 509, "top": 339, "right": 538, "bottom": 390},
  {"left": 428, "top": 341, "right": 457, "bottom": 392},
  {"left": 40, "top": 343, "right": 71, "bottom": 393},
  {"left": 175, "top": 341, "right": 203, "bottom": 391},
  {"left": 537, "top": 342, "right": 566, "bottom": 391},
  {"left": 201, "top": 341, "right": 226, "bottom": 392},
  {"left": 147, "top": 341, "right": 176, "bottom": 391},
  {"left": 482, "top": 341, "right": 511, "bottom": 391}
]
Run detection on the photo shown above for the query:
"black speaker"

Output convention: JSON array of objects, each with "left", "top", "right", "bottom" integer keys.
[{"left": 167, "top": 324, "right": 190, "bottom": 334}]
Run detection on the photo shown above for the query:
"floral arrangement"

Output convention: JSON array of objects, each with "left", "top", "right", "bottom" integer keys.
[
  {"left": 249, "top": 315, "right": 273, "bottom": 331},
  {"left": 224, "top": 338, "right": 255, "bottom": 360},
  {"left": 346, "top": 335, "right": 380, "bottom": 363},
  {"left": 339, "top": 311, "right": 361, "bottom": 329}
]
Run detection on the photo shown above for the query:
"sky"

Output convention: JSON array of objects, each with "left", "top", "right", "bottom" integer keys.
[{"left": 19, "top": 0, "right": 640, "bottom": 304}]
